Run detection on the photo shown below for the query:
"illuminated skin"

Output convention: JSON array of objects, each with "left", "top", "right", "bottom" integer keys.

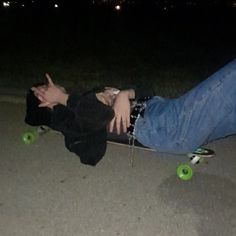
[
  {"left": 31, "top": 74, "right": 134, "bottom": 134},
  {"left": 31, "top": 74, "right": 69, "bottom": 108},
  {"left": 108, "top": 89, "right": 134, "bottom": 134}
]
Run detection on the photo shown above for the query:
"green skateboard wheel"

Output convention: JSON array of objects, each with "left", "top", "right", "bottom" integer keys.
[
  {"left": 22, "top": 131, "right": 37, "bottom": 144},
  {"left": 176, "top": 164, "right": 193, "bottom": 181}
]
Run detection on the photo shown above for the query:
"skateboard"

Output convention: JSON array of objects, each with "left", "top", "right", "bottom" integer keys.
[
  {"left": 21, "top": 126, "right": 51, "bottom": 144},
  {"left": 176, "top": 148, "right": 215, "bottom": 180},
  {"left": 107, "top": 133, "right": 215, "bottom": 181},
  {"left": 22, "top": 127, "right": 215, "bottom": 180}
]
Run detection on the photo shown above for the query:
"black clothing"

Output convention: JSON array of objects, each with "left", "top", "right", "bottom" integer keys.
[
  {"left": 25, "top": 89, "right": 114, "bottom": 166},
  {"left": 25, "top": 85, "right": 154, "bottom": 166}
]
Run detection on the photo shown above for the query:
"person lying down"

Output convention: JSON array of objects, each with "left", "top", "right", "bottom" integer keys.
[{"left": 25, "top": 59, "right": 236, "bottom": 165}]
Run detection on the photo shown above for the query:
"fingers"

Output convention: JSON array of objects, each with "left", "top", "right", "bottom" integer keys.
[
  {"left": 109, "top": 113, "right": 130, "bottom": 135},
  {"left": 31, "top": 87, "right": 48, "bottom": 107},
  {"left": 45, "top": 73, "right": 54, "bottom": 86},
  {"left": 110, "top": 112, "right": 122, "bottom": 135},
  {"left": 31, "top": 87, "right": 48, "bottom": 105},
  {"left": 109, "top": 118, "right": 115, "bottom": 133},
  {"left": 109, "top": 116, "right": 122, "bottom": 134},
  {"left": 122, "top": 111, "right": 130, "bottom": 134},
  {"left": 116, "top": 116, "right": 121, "bottom": 135},
  {"left": 31, "top": 74, "right": 56, "bottom": 108},
  {"left": 31, "top": 87, "right": 45, "bottom": 99},
  {"left": 125, "top": 113, "right": 130, "bottom": 133},
  {"left": 38, "top": 102, "right": 50, "bottom": 107},
  {"left": 116, "top": 116, "right": 126, "bottom": 135},
  {"left": 31, "top": 88, "right": 51, "bottom": 108}
]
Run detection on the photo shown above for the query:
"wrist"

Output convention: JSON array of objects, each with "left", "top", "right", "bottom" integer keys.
[
  {"left": 58, "top": 93, "right": 69, "bottom": 106},
  {"left": 128, "top": 89, "right": 135, "bottom": 99},
  {"left": 121, "top": 89, "right": 135, "bottom": 100}
]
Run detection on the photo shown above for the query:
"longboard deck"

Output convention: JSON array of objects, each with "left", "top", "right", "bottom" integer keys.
[
  {"left": 107, "top": 133, "right": 155, "bottom": 151},
  {"left": 22, "top": 126, "right": 215, "bottom": 180}
]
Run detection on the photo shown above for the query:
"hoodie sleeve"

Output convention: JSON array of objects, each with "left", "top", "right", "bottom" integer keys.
[{"left": 66, "top": 92, "right": 81, "bottom": 110}]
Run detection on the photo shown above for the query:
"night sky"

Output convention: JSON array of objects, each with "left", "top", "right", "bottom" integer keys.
[
  {"left": 1, "top": 0, "right": 235, "bottom": 9},
  {"left": 1, "top": 0, "right": 236, "bottom": 91}
]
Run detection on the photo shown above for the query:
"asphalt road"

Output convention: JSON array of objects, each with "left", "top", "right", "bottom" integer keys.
[{"left": 0, "top": 95, "right": 235, "bottom": 236}]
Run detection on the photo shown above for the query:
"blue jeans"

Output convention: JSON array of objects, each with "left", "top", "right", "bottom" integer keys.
[{"left": 135, "top": 59, "right": 236, "bottom": 154}]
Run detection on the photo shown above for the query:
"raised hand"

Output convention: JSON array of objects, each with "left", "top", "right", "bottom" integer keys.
[{"left": 31, "top": 73, "right": 68, "bottom": 108}]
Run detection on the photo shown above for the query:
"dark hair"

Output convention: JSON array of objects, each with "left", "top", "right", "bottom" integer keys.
[{"left": 24, "top": 83, "right": 52, "bottom": 126}]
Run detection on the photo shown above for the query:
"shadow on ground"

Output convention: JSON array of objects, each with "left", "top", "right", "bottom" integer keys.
[{"left": 158, "top": 173, "right": 236, "bottom": 236}]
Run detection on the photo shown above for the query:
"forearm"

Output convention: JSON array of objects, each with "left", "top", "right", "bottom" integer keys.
[{"left": 120, "top": 89, "right": 135, "bottom": 100}]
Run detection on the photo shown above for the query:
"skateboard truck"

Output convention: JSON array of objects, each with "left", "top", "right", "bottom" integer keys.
[{"left": 176, "top": 148, "right": 215, "bottom": 181}]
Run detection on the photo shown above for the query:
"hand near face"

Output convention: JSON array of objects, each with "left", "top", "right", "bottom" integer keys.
[{"left": 31, "top": 73, "right": 68, "bottom": 108}]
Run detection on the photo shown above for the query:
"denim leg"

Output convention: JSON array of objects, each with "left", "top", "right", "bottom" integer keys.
[
  {"left": 177, "top": 59, "right": 236, "bottom": 151},
  {"left": 135, "top": 59, "right": 236, "bottom": 154}
]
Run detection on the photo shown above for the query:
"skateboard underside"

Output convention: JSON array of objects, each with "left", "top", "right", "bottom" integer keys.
[{"left": 22, "top": 126, "right": 215, "bottom": 181}]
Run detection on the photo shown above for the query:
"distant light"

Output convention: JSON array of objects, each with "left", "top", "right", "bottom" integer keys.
[
  {"left": 115, "top": 5, "right": 121, "bottom": 11},
  {"left": 54, "top": 4, "right": 59, "bottom": 8},
  {"left": 3, "top": 1, "right": 10, "bottom": 7},
  {"left": 233, "top": 3, "right": 236, "bottom": 8},
  {"left": 22, "top": 4, "right": 25, "bottom": 7}
]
